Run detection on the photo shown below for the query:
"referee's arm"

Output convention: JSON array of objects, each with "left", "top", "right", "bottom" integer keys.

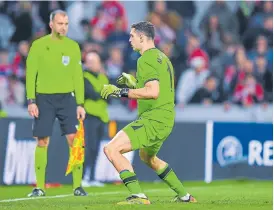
[
  {"left": 26, "top": 42, "right": 39, "bottom": 101},
  {"left": 73, "top": 43, "right": 84, "bottom": 106}
]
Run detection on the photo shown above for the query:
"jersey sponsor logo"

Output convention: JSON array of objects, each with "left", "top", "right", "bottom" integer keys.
[{"left": 62, "top": 56, "right": 70, "bottom": 66}]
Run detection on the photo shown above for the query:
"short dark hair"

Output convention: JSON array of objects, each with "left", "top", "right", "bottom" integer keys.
[
  {"left": 131, "top": 21, "right": 155, "bottom": 39},
  {"left": 49, "top": 9, "right": 67, "bottom": 22}
]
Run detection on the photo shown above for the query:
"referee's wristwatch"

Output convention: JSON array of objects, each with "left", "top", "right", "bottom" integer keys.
[{"left": 27, "top": 99, "right": 36, "bottom": 105}]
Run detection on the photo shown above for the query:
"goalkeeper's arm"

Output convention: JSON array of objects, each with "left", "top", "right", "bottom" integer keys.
[{"left": 128, "top": 80, "right": 159, "bottom": 100}]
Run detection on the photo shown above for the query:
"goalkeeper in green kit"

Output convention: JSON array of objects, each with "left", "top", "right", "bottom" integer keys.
[
  {"left": 26, "top": 10, "right": 87, "bottom": 197},
  {"left": 101, "top": 21, "right": 197, "bottom": 205}
]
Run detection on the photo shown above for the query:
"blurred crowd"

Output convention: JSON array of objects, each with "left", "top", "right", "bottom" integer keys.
[{"left": 0, "top": 1, "right": 272, "bottom": 114}]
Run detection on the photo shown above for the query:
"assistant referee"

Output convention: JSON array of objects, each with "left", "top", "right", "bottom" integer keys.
[{"left": 26, "top": 10, "right": 87, "bottom": 197}]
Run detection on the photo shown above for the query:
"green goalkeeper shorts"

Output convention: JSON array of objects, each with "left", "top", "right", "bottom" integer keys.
[{"left": 123, "top": 117, "right": 173, "bottom": 156}]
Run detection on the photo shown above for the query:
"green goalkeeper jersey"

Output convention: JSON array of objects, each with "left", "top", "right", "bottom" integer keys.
[
  {"left": 26, "top": 35, "right": 84, "bottom": 105},
  {"left": 136, "top": 48, "right": 175, "bottom": 127}
]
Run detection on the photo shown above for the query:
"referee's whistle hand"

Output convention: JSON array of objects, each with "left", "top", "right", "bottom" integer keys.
[
  {"left": 28, "top": 104, "right": 39, "bottom": 118},
  {"left": 77, "top": 106, "right": 86, "bottom": 120}
]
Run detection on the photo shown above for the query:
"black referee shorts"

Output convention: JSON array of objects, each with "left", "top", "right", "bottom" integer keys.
[{"left": 33, "top": 93, "right": 78, "bottom": 137}]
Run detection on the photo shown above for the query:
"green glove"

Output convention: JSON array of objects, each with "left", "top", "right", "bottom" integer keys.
[
  {"left": 116, "top": 73, "right": 137, "bottom": 89},
  {"left": 101, "top": 84, "right": 129, "bottom": 99}
]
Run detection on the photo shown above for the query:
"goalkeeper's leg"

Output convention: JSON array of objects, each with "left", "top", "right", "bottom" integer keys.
[
  {"left": 139, "top": 149, "right": 197, "bottom": 203},
  {"left": 104, "top": 130, "right": 150, "bottom": 205}
]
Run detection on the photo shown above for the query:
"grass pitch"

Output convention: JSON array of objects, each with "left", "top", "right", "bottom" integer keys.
[{"left": 0, "top": 180, "right": 272, "bottom": 210}]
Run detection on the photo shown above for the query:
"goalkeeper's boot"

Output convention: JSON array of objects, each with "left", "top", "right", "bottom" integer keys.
[
  {"left": 27, "top": 188, "right": 45, "bottom": 197},
  {"left": 172, "top": 193, "right": 197, "bottom": 203},
  {"left": 117, "top": 194, "right": 151, "bottom": 205},
  {"left": 74, "top": 187, "right": 88, "bottom": 196}
]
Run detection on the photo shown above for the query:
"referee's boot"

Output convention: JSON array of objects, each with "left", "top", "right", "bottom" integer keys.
[
  {"left": 27, "top": 188, "right": 46, "bottom": 197},
  {"left": 74, "top": 187, "right": 88, "bottom": 196},
  {"left": 172, "top": 193, "right": 197, "bottom": 203}
]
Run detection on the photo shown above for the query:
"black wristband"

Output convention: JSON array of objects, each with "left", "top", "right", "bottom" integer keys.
[
  {"left": 27, "top": 99, "right": 36, "bottom": 105},
  {"left": 120, "top": 88, "right": 129, "bottom": 97}
]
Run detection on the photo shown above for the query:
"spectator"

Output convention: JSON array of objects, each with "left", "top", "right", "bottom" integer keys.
[
  {"left": 247, "top": 35, "right": 273, "bottom": 69},
  {"left": 221, "top": 46, "right": 247, "bottom": 101},
  {"left": 176, "top": 56, "right": 209, "bottom": 105},
  {"left": 236, "top": 1, "right": 256, "bottom": 36},
  {"left": 87, "top": 27, "right": 107, "bottom": 57},
  {"left": 90, "top": 1, "right": 127, "bottom": 38},
  {"left": 201, "top": 15, "right": 225, "bottom": 58},
  {"left": 105, "top": 46, "right": 124, "bottom": 85},
  {"left": 200, "top": 0, "right": 239, "bottom": 37},
  {"left": 148, "top": 1, "right": 196, "bottom": 21},
  {"left": 107, "top": 17, "right": 129, "bottom": 51},
  {"left": 151, "top": 1, "right": 182, "bottom": 32},
  {"left": 12, "top": 40, "right": 29, "bottom": 80},
  {"left": 242, "top": 15, "right": 273, "bottom": 51},
  {"left": 148, "top": 12, "right": 176, "bottom": 46},
  {"left": 0, "top": 11, "right": 15, "bottom": 48},
  {"left": 6, "top": 74, "right": 25, "bottom": 106},
  {"left": 0, "top": 48, "right": 11, "bottom": 106},
  {"left": 80, "top": 19, "right": 91, "bottom": 41},
  {"left": 66, "top": 1, "right": 85, "bottom": 43},
  {"left": 233, "top": 74, "right": 264, "bottom": 107},
  {"left": 248, "top": 1, "right": 272, "bottom": 29},
  {"left": 190, "top": 76, "right": 221, "bottom": 104},
  {"left": 211, "top": 33, "right": 238, "bottom": 78},
  {"left": 254, "top": 56, "right": 272, "bottom": 101},
  {"left": 90, "top": 5, "right": 115, "bottom": 38},
  {"left": 101, "top": 0, "right": 127, "bottom": 29},
  {"left": 10, "top": 2, "right": 33, "bottom": 44},
  {"left": 186, "top": 35, "right": 209, "bottom": 69}
]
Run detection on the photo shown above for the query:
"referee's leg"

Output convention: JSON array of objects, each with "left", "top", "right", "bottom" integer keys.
[
  {"left": 56, "top": 93, "right": 87, "bottom": 196},
  {"left": 28, "top": 94, "right": 56, "bottom": 197}
]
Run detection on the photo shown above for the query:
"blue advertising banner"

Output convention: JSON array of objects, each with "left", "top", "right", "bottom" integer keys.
[{"left": 205, "top": 122, "right": 273, "bottom": 183}]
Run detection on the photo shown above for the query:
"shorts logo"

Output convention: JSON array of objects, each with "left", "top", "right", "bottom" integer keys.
[{"left": 62, "top": 56, "right": 70, "bottom": 66}]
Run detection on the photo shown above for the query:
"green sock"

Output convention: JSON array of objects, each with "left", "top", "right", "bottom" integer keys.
[
  {"left": 70, "top": 148, "right": 83, "bottom": 189},
  {"left": 120, "top": 170, "right": 143, "bottom": 194},
  {"left": 35, "top": 146, "right": 48, "bottom": 191},
  {"left": 156, "top": 164, "right": 187, "bottom": 197}
]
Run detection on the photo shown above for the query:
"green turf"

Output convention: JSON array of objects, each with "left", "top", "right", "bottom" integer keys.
[{"left": 0, "top": 180, "right": 272, "bottom": 210}]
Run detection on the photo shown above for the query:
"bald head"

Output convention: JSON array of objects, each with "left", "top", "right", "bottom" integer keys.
[
  {"left": 50, "top": 10, "right": 67, "bottom": 22},
  {"left": 85, "top": 52, "right": 102, "bottom": 73}
]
